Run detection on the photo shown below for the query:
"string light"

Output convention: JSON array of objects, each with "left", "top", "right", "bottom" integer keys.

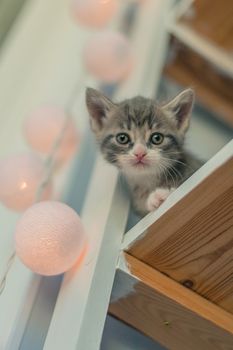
[
  {"left": 83, "top": 31, "right": 134, "bottom": 83},
  {"left": 0, "top": 80, "right": 87, "bottom": 291},
  {"left": 0, "top": 153, "right": 52, "bottom": 212},
  {"left": 24, "top": 106, "right": 79, "bottom": 165},
  {"left": 0, "top": 0, "right": 139, "bottom": 291},
  {"left": 15, "top": 201, "right": 86, "bottom": 276},
  {"left": 71, "top": 0, "right": 118, "bottom": 28}
]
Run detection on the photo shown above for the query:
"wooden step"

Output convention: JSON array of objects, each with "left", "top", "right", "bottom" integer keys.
[
  {"left": 110, "top": 253, "right": 233, "bottom": 350},
  {"left": 181, "top": 0, "right": 233, "bottom": 53},
  {"left": 164, "top": 37, "right": 233, "bottom": 127},
  {"left": 126, "top": 155, "right": 233, "bottom": 314},
  {"left": 165, "top": 0, "right": 233, "bottom": 127}
]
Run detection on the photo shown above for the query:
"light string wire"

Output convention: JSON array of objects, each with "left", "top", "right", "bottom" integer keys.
[{"left": 0, "top": 78, "right": 85, "bottom": 295}]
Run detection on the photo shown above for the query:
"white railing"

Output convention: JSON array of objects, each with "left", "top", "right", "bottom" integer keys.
[
  {"left": 44, "top": 1, "right": 172, "bottom": 350},
  {"left": 0, "top": 0, "right": 172, "bottom": 349}
]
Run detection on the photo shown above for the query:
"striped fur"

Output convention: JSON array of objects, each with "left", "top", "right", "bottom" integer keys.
[{"left": 86, "top": 88, "right": 202, "bottom": 215}]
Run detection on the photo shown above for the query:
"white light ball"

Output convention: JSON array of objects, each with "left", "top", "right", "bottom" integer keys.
[
  {"left": 0, "top": 153, "right": 52, "bottom": 211},
  {"left": 24, "top": 106, "right": 79, "bottom": 165},
  {"left": 83, "top": 31, "right": 134, "bottom": 83},
  {"left": 15, "top": 201, "right": 86, "bottom": 276},
  {"left": 71, "top": 0, "right": 118, "bottom": 28}
]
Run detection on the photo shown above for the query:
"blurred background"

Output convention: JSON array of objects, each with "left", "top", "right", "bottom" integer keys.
[{"left": 0, "top": 0, "right": 232, "bottom": 349}]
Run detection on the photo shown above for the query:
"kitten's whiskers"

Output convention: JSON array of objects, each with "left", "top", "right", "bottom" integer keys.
[
  {"left": 163, "top": 156, "right": 194, "bottom": 172},
  {"left": 160, "top": 159, "right": 177, "bottom": 188}
]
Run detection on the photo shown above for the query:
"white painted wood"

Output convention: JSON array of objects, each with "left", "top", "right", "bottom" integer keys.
[
  {"left": 44, "top": 159, "right": 128, "bottom": 350},
  {"left": 117, "top": 0, "right": 172, "bottom": 99},
  {"left": 168, "top": 0, "right": 194, "bottom": 21},
  {"left": 0, "top": 0, "right": 128, "bottom": 346},
  {"left": 44, "top": 1, "right": 173, "bottom": 349},
  {"left": 141, "top": 0, "right": 173, "bottom": 97},
  {"left": 0, "top": 0, "right": 26, "bottom": 44},
  {"left": 0, "top": 0, "right": 95, "bottom": 347},
  {"left": 0, "top": 0, "right": 173, "bottom": 348},
  {"left": 110, "top": 252, "right": 139, "bottom": 304},
  {"left": 122, "top": 140, "right": 233, "bottom": 251},
  {"left": 0, "top": 268, "right": 40, "bottom": 350}
]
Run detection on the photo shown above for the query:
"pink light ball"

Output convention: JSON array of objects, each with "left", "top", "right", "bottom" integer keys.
[
  {"left": 0, "top": 153, "right": 52, "bottom": 212},
  {"left": 24, "top": 106, "right": 79, "bottom": 165},
  {"left": 83, "top": 31, "right": 134, "bottom": 83},
  {"left": 15, "top": 201, "right": 86, "bottom": 276},
  {"left": 71, "top": 0, "right": 118, "bottom": 28}
]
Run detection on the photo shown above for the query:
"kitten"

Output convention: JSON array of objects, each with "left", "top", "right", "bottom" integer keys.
[{"left": 86, "top": 87, "right": 202, "bottom": 216}]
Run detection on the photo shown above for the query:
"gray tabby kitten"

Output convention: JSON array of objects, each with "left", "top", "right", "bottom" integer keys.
[{"left": 86, "top": 87, "right": 202, "bottom": 216}]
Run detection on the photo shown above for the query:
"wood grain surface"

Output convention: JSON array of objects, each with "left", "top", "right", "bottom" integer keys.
[
  {"left": 164, "top": 38, "right": 233, "bottom": 127},
  {"left": 127, "top": 158, "right": 233, "bottom": 313},
  {"left": 181, "top": 0, "right": 233, "bottom": 52},
  {"left": 109, "top": 254, "right": 233, "bottom": 350}
]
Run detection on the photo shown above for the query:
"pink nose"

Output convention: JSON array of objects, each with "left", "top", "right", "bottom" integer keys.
[
  {"left": 133, "top": 145, "right": 147, "bottom": 160},
  {"left": 135, "top": 152, "right": 146, "bottom": 160}
]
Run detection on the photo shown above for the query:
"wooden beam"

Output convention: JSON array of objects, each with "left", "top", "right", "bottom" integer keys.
[
  {"left": 109, "top": 253, "right": 233, "bottom": 350},
  {"left": 166, "top": 0, "right": 233, "bottom": 127},
  {"left": 127, "top": 155, "right": 233, "bottom": 313},
  {"left": 180, "top": 0, "right": 233, "bottom": 53},
  {"left": 164, "top": 35, "right": 233, "bottom": 127}
]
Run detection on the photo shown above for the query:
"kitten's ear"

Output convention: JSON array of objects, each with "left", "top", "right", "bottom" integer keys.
[
  {"left": 86, "top": 87, "right": 116, "bottom": 133},
  {"left": 162, "top": 89, "right": 194, "bottom": 133}
]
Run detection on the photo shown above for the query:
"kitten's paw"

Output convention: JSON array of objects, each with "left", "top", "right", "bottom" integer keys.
[{"left": 147, "top": 188, "right": 175, "bottom": 212}]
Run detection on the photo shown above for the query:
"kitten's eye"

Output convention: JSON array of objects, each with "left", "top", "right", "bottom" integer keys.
[
  {"left": 116, "top": 133, "right": 130, "bottom": 145},
  {"left": 150, "top": 133, "right": 164, "bottom": 145}
]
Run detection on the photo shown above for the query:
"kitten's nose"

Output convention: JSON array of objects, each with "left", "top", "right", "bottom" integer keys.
[{"left": 133, "top": 145, "right": 147, "bottom": 160}]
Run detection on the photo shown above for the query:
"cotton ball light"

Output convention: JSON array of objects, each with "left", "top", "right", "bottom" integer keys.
[
  {"left": 0, "top": 153, "right": 52, "bottom": 211},
  {"left": 24, "top": 106, "right": 78, "bottom": 165},
  {"left": 83, "top": 31, "right": 134, "bottom": 83},
  {"left": 71, "top": 0, "right": 118, "bottom": 28},
  {"left": 15, "top": 201, "right": 86, "bottom": 276}
]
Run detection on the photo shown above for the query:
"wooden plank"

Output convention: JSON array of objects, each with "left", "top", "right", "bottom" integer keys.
[
  {"left": 43, "top": 157, "right": 128, "bottom": 350},
  {"left": 122, "top": 141, "right": 233, "bottom": 249},
  {"left": 167, "top": 23, "right": 233, "bottom": 78},
  {"left": 127, "top": 153, "right": 233, "bottom": 313},
  {"left": 117, "top": 0, "right": 172, "bottom": 99},
  {"left": 167, "top": 0, "right": 233, "bottom": 127},
  {"left": 43, "top": 4, "right": 129, "bottom": 348},
  {"left": 109, "top": 253, "right": 233, "bottom": 350},
  {"left": 181, "top": 0, "right": 233, "bottom": 53},
  {"left": 164, "top": 35, "right": 233, "bottom": 127}
]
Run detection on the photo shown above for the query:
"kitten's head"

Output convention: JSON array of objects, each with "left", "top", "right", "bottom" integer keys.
[{"left": 86, "top": 87, "right": 194, "bottom": 177}]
